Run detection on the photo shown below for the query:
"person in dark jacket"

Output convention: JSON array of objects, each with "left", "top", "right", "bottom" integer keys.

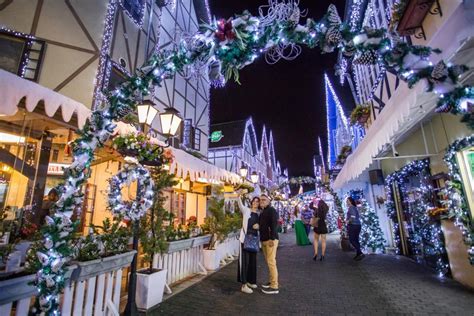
[
  {"left": 259, "top": 194, "right": 279, "bottom": 294},
  {"left": 346, "top": 197, "right": 365, "bottom": 261}
]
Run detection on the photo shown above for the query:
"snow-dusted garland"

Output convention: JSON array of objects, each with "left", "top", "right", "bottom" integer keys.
[
  {"left": 34, "top": 1, "right": 473, "bottom": 314},
  {"left": 443, "top": 135, "right": 474, "bottom": 265},
  {"left": 108, "top": 158, "right": 154, "bottom": 221}
]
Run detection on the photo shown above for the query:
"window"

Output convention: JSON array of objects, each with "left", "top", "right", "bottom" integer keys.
[
  {"left": 122, "top": 0, "right": 145, "bottom": 25},
  {"left": 181, "top": 119, "right": 194, "bottom": 149},
  {"left": 0, "top": 29, "right": 45, "bottom": 81},
  {"left": 194, "top": 128, "right": 201, "bottom": 151},
  {"left": 104, "top": 59, "right": 129, "bottom": 93}
]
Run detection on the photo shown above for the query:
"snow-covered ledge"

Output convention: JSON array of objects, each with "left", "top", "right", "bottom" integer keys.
[{"left": 0, "top": 69, "right": 91, "bottom": 129}]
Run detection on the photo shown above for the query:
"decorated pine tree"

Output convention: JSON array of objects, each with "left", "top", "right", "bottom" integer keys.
[
  {"left": 326, "top": 206, "right": 338, "bottom": 233},
  {"left": 359, "top": 199, "right": 385, "bottom": 253}
]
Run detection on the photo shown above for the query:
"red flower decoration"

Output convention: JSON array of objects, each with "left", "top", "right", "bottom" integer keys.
[{"left": 215, "top": 19, "right": 235, "bottom": 42}]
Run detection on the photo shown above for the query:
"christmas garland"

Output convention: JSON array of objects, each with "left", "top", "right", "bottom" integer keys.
[
  {"left": 108, "top": 158, "right": 154, "bottom": 221},
  {"left": 34, "top": 2, "right": 472, "bottom": 314},
  {"left": 443, "top": 135, "right": 474, "bottom": 264}
]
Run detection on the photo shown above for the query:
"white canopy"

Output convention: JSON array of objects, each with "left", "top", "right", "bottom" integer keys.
[
  {"left": 0, "top": 69, "right": 91, "bottom": 128},
  {"left": 332, "top": 81, "right": 433, "bottom": 190}
]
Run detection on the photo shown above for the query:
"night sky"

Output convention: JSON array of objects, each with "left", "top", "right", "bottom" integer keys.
[{"left": 209, "top": 0, "right": 355, "bottom": 176}]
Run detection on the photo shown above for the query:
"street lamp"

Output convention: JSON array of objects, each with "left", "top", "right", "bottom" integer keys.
[
  {"left": 251, "top": 171, "right": 259, "bottom": 184},
  {"left": 239, "top": 163, "right": 248, "bottom": 178},
  {"left": 137, "top": 100, "right": 158, "bottom": 133},
  {"left": 160, "top": 107, "right": 182, "bottom": 137}
]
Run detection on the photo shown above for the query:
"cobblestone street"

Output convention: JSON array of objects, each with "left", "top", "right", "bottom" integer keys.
[{"left": 155, "top": 231, "right": 474, "bottom": 316}]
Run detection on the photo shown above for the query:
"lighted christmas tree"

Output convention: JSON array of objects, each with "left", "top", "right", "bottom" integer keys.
[
  {"left": 359, "top": 199, "right": 385, "bottom": 253},
  {"left": 326, "top": 205, "right": 338, "bottom": 233}
]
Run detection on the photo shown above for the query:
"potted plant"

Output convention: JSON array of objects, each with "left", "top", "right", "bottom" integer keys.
[
  {"left": 350, "top": 105, "right": 371, "bottom": 125},
  {"left": 201, "top": 198, "right": 227, "bottom": 271},
  {"left": 136, "top": 168, "right": 177, "bottom": 310}
]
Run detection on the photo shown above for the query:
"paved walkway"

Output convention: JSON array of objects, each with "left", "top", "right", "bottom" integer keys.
[{"left": 154, "top": 231, "right": 474, "bottom": 315}]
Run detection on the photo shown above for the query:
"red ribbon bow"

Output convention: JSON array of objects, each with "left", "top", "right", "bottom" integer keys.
[{"left": 215, "top": 19, "right": 235, "bottom": 42}]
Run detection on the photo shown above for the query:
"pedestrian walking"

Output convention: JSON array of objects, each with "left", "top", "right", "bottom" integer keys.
[
  {"left": 294, "top": 205, "right": 311, "bottom": 246},
  {"left": 301, "top": 204, "right": 313, "bottom": 236},
  {"left": 259, "top": 194, "right": 279, "bottom": 294},
  {"left": 346, "top": 197, "right": 365, "bottom": 261},
  {"left": 236, "top": 195, "right": 260, "bottom": 294},
  {"left": 310, "top": 198, "right": 329, "bottom": 261}
]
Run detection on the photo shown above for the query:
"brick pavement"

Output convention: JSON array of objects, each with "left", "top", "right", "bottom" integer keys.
[{"left": 153, "top": 232, "right": 474, "bottom": 316}]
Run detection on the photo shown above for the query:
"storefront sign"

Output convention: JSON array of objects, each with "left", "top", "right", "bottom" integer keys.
[
  {"left": 47, "top": 163, "right": 70, "bottom": 175},
  {"left": 210, "top": 131, "right": 223, "bottom": 143}
]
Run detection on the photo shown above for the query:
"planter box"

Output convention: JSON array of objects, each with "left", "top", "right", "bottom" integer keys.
[
  {"left": 70, "top": 251, "right": 136, "bottom": 282},
  {"left": 0, "top": 265, "right": 76, "bottom": 306},
  {"left": 397, "top": 0, "right": 435, "bottom": 36},
  {"left": 136, "top": 268, "right": 167, "bottom": 310},
  {"left": 203, "top": 249, "right": 219, "bottom": 271},
  {"left": 165, "top": 238, "right": 194, "bottom": 253},
  {"left": 191, "top": 235, "right": 211, "bottom": 247}
]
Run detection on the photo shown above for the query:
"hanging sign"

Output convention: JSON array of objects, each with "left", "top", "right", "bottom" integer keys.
[{"left": 210, "top": 130, "right": 224, "bottom": 143}]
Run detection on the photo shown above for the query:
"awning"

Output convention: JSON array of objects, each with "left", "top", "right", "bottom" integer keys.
[
  {"left": 0, "top": 69, "right": 91, "bottom": 129},
  {"left": 332, "top": 5, "right": 474, "bottom": 190},
  {"left": 332, "top": 82, "right": 429, "bottom": 189},
  {"left": 170, "top": 148, "right": 241, "bottom": 185},
  {"left": 114, "top": 121, "right": 241, "bottom": 184}
]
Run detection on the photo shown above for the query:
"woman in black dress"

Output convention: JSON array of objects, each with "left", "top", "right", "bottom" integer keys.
[{"left": 310, "top": 199, "right": 329, "bottom": 261}]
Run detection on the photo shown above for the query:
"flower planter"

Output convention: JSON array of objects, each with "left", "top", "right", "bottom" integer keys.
[
  {"left": 70, "top": 251, "right": 136, "bottom": 282},
  {"left": 136, "top": 268, "right": 167, "bottom": 310},
  {"left": 203, "top": 249, "right": 220, "bottom": 271},
  {"left": 117, "top": 149, "right": 163, "bottom": 167},
  {"left": 0, "top": 265, "right": 76, "bottom": 306},
  {"left": 191, "top": 235, "right": 211, "bottom": 247},
  {"left": 397, "top": 0, "right": 435, "bottom": 37},
  {"left": 165, "top": 238, "right": 194, "bottom": 253}
]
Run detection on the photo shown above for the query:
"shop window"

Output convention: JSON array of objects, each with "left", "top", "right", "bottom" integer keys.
[
  {"left": 122, "top": 0, "right": 145, "bottom": 25},
  {"left": 458, "top": 146, "right": 474, "bottom": 216},
  {"left": 0, "top": 29, "right": 45, "bottom": 81},
  {"left": 0, "top": 113, "right": 76, "bottom": 235}
]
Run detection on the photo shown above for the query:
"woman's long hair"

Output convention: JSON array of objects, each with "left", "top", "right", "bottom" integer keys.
[
  {"left": 317, "top": 199, "right": 329, "bottom": 218},
  {"left": 346, "top": 196, "right": 356, "bottom": 207},
  {"left": 250, "top": 197, "right": 260, "bottom": 208}
]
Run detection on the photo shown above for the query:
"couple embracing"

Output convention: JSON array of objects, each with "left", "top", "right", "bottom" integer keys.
[{"left": 236, "top": 194, "right": 279, "bottom": 295}]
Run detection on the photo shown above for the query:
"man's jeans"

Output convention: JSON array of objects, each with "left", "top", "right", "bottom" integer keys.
[
  {"left": 262, "top": 240, "right": 279, "bottom": 289},
  {"left": 304, "top": 224, "right": 311, "bottom": 236}
]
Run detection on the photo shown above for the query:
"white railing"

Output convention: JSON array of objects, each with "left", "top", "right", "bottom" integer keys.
[
  {"left": 153, "top": 233, "right": 240, "bottom": 289},
  {"left": 0, "top": 251, "right": 135, "bottom": 316}
]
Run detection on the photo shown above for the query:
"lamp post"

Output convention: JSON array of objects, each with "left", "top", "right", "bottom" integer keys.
[
  {"left": 251, "top": 171, "right": 259, "bottom": 184},
  {"left": 239, "top": 163, "right": 248, "bottom": 179},
  {"left": 125, "top": 106, "right": 180, "bottom": 316},
  {"left": 137, "top": 100, "right": 158, "bottom": 133},
  {"left": 125, "top": 101, "right": 157, "bottom": 316},
  {"left": 159, "top": 107, "right": 182, "bottom": 146}
]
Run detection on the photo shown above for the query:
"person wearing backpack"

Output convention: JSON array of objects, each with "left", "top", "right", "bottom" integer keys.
[{"left": 310, "top": 198, "right": 329, "bottom": 261}]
